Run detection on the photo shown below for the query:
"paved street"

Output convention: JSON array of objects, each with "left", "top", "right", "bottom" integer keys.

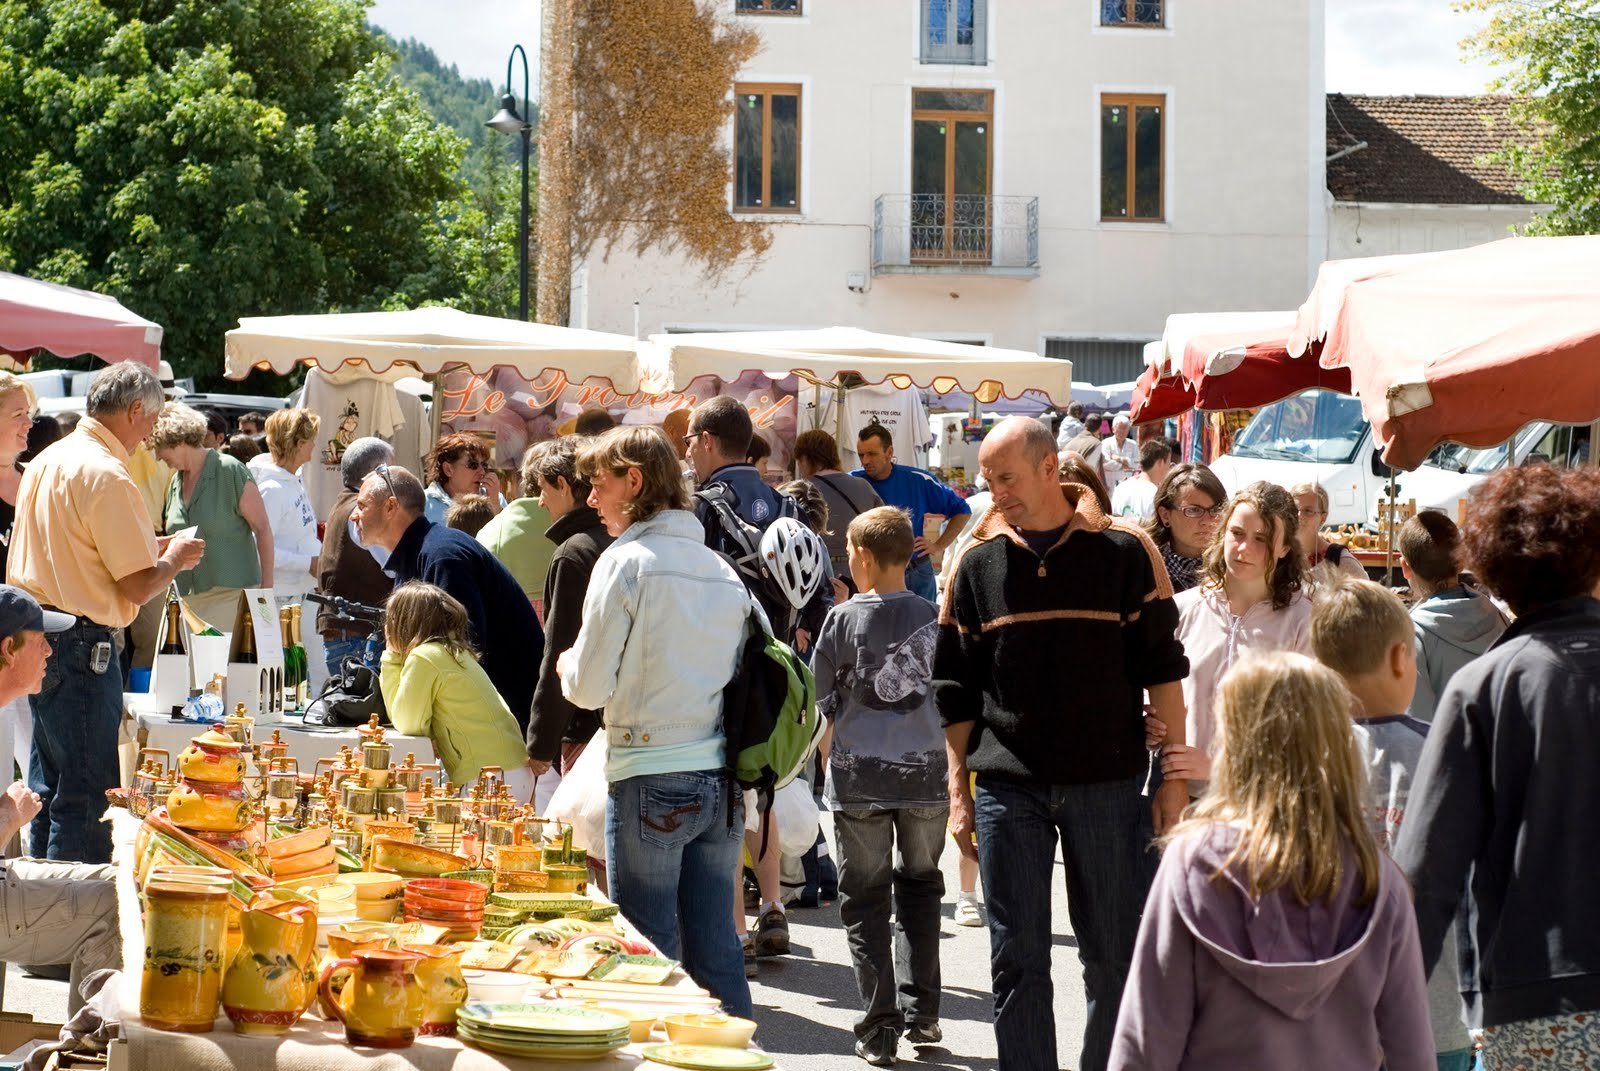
[
  {"left": 6, "top": 812, "right": 1090, "bottom": 1069},
  {"left": 750, "top": 811, "right": 1088, "bottom": 1071}
]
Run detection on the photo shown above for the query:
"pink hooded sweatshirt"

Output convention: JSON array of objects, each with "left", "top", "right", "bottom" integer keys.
[{"left": 1109, "top": 823, "right": 1434, "bottom": 1071}]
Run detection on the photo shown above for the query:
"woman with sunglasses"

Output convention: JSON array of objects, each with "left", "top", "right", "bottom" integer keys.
[
  {"left": 423, "top": 434, "right": 505, "bottom": 524},
  {"left": 1142, "top": 463, "right": 1228, "bottom": 593}
]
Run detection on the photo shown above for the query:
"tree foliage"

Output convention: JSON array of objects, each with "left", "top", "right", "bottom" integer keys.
[
  {"left": 0, "top": 0, "right": 516, "bottom": 387},
  {"left": 1464, "top": 0, "right": 1600, "bottom": 233},
  {"left": 539, "top": 0, "right": 767, "bottom": 323}
]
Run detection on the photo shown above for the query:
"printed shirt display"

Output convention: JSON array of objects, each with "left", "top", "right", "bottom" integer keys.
[
  {"left": 834, "top": 383, "right": 933, "bottom": 470},
  {"left": 298, "top": 366, "right": 430, "bottom": 523},
  {"left": 814, "top": 592, "right": 948, "bottom": 810}
]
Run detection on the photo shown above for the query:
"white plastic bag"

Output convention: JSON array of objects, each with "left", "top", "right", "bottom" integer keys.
[
  {"left": 543, "top": 733, "right": 607, "bottom": 858},
  {"left": 772, "top": 778, "right": 820, "bottom": 858}
]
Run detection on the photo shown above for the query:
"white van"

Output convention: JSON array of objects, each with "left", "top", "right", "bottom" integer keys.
[
  {"left": 1206, "top": 389, "right": 1392, "bottom": 527},
  {"left": 1387, "top": 421, "right": 1588, "bottom": 523}
]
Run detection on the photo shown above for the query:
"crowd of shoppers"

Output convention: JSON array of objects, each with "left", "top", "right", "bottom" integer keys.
[{"left": 4, "top": 368, "right": 1597, "bottom": 1071}]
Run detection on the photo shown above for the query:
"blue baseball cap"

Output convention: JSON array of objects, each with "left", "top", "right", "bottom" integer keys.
[{"left": 0, "top": 586, "right": 75, "bottom": 639}]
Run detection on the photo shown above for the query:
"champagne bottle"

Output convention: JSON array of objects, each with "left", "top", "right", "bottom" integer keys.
[
  {"left": 279, "top": 609, "right": 299, "bottom": 709},
  {"left": 289, "top": 604, "right": 310, "bottom": 708},
  {"left": 159, "top": 593, "right": 185, "bottom": 655},
  {"left": 235, "top": 617, "right": 258, "bottom": 664}
]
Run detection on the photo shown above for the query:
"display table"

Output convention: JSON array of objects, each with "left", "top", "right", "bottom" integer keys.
[{"left": 131, "top": 709, "right": 437, "bottom": 773}]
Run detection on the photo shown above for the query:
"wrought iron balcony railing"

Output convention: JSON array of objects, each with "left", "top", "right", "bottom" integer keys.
[{"left": 872, "top": 193, "right": 1039, "bottom": 275}]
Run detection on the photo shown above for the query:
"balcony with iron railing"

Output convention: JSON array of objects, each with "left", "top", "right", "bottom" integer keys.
[{"left": 872, "top": 194, "right": 1039, "bottom": 277}]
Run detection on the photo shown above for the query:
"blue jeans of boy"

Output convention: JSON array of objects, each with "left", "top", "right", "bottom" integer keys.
[
  {"left": 832, "top": 806, "right": 948, "bottom": 1040},
  {"left": 28, "top": 620, "right": 122, "bottom": 863},
  {"left": 974, "top": 774, "right": 1154, "bottom": 1071},
  {"left": 606, "top": 770, "right": 752, "bottom": 1019}
]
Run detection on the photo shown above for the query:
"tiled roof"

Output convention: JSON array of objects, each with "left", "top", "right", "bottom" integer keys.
[{"left": 1326, "top": 94, "right": 1535, "bottom": 205}]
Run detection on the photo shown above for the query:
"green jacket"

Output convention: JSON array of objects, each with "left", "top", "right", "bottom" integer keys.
[
  {"left": 380, "top": 641, "right": 528, "bottom": 784},
  {"left": 476, "top": 497, "right": 556, "bottom": 600}
]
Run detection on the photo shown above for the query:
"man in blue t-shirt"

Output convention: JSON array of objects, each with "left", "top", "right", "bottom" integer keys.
[{"left": 851, "top": 423, "right": 971, "bottom": 602}]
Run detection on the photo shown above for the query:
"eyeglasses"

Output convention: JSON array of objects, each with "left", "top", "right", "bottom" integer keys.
[
  {"left": 1296, "top": 507, "right": 1326, "bottom": 518},
  {"left": 374, "top": 463, "right": 396, "bottom": 499},
  {"left": 1174, "top": 504, "right": 1226, "bottom": 520},
  {"left": 683, "top": 431, "right": 706, "bottom": 447}
]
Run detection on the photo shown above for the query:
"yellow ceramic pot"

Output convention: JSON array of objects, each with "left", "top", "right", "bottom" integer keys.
[
  {"left": 318, "top": 949, "right": 424, "bottom": 1048},
  {"left": 176, "top": 730, "right": 248, "bottom": 784},
  {"left": 141, "top": 881, "right": 230, "bottom": 1033},
  {"left": 403, "top": 944, "right": 467, "bottom": 1037},
  {"left": 222, "top": 893, "right": 318, "bottom": 1035},
  {"left": 543, "top": 864, "right": 587, "bottom": 894}
]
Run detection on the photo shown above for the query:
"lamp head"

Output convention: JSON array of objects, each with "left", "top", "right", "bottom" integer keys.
[{"left": 486, "top": 94, "right": 527, "bottom": 134}]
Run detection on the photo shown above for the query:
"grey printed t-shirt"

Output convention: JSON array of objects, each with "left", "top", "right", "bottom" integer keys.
[{"left": 813, "top": 591, "right": 948, "bottom": 811}]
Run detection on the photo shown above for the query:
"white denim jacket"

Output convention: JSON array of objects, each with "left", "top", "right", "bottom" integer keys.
[{"left": 558, "top": 510, "right": 755, "bottom": 776}]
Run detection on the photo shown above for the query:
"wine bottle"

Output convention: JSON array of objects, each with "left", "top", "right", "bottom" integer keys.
[
  {"left": 235, "top": 617, "right": 258, "bottom": 664},
  {"left": 279, "top": 609, "right": 299, "bottom": 709},
  {"left": 159, "top": 593, "right": 185, "bottom": 655},
  {"left": 289, "top": 604, "right": 310, "bottom": 708}
]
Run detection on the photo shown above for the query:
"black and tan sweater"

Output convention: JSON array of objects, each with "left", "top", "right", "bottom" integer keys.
[{"left": 932, "top": 482, "right": 1188, "bottom": 786}]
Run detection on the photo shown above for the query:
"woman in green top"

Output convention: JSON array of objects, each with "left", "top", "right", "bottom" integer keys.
[
  {"left": 379, "top": 582, "right": 536, "bottom": 799},
  {"left": 150, "top": 402, "right": 274, "bottom": 633}
]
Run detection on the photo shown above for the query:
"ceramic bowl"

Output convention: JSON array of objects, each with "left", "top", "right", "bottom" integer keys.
[
  {"left": 663, "top": 1013, "right": 758, "bottom": 1048},
  {"left": 370, "top": 838, "right": 472, "bottom": 877},
  {"left": 542, "top": 865, "right": 587, "bottom": 894},
  {"left": 355, "top": 900, "right": 400, "bottom": 923},
  {"left": 337, "top": 872, "right": 405, "bottom": 902},
  {"left": 461, "top": 970, "right": 529, "bottom": 1004},
  {"left": 585, "top": 1004, "right": 659, "bottom": 1044},
  {"left": 405, "top": 891, "right": 485, "bottom": 916},
  {"left": 404, "top": 878, "right": 488, "bottom": 904}
]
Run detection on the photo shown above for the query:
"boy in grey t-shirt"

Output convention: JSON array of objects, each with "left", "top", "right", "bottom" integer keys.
[{"left": 814, "top": 507, "right": 948, "bottom": 1067}]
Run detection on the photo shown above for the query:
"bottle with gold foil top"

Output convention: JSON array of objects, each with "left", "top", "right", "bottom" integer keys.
[
  {"left": 160, "top": 593, "right": 186, "bottom": 656},
  {"left": 288, "top": 605, "right": 310, "bottom": 708},
  {"left": 278, "top": 610, "right": 300, "bottom": 711}
]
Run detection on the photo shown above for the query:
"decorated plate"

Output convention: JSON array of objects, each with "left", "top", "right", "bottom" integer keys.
[
  {"left": 457, "top": 1021, "right": 626, "bottom": 1047},
  {"left": 459, "top": 1029, "right": 626, "bottom": 1060},
  {"left": 640, "top": 1044, "right": 776, "bottom": 1070},
  {"left": 457, "top": 1002, "right": 630, "bottom": 1038}
]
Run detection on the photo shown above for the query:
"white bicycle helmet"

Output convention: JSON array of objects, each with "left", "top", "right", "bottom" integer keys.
[{"left": 760, "top": 516, "right": 827, "bottom": 609}]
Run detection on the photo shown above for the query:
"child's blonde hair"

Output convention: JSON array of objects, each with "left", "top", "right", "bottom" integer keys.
[
  {"left": 1311, "top": 574, "right": 1412, "bottom": 679},
  {"left": 383, "top": 582, "right": 476, "bottom": 661},
  {"left": 1171, "top": 651, "right": 1380, "bottom": 906}
]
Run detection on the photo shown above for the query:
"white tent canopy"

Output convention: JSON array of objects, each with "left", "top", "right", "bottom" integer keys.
[
  {"left": 224, "top": 307, "right": 643, "bottom": 389},
  {"left": 642, "top": 327, "right": 1072, "bottom": 404}
]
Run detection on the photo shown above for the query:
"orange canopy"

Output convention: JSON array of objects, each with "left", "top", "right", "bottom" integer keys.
[{"left": 1311, "top": 236, "right": 1600, "bottom": 470}]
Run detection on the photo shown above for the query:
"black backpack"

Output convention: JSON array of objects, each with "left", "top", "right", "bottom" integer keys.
[
  {"left": 303, "top": 656, "right": 390, "bottom": 728},
  {"left": 694, "top": 482, "right": 802, "bottom": 641}
]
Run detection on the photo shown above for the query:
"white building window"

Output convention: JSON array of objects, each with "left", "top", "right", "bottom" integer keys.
[
  {"left": 736, "top": 0, "right": 801, "bottom": 14},
  {"left": 1101, "top": 0, "right": 1164, "bottom": 28},
  {"left": 921, "top": 0, "right": 988, "bottom": 65},
  {"left": 734, "top": 84, "right": 802, "bottom": 213}
]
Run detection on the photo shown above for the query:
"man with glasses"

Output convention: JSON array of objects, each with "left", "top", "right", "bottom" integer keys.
[
  {"left": 352, "top": 464, "right": 543, "bottom": 732},
  {"left": 1109, "top": 440, "right": 1172, "bottom": 522},
  {"left": 1289, "top": 481, "right": 1365, "bottom": 585}
]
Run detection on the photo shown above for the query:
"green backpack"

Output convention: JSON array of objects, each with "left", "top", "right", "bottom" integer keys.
[{"left": 720, "top": 607, "right": 823, "bottom": 836}]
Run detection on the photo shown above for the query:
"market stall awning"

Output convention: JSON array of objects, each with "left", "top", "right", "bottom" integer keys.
[
  {"left": 224, "top": 308, "right": 643, "bottom": 390},
  {"left": 641, "top": 327, "right": 1072, "bottom": 404},
  {"left": 0, "top": 271, "right": 163, "bottom": 369},
  {"left": 1129, "top": 362, "right": 1196, "bottom": 425},
  {"left": 1146, "top": 311, "right": 1295, "bottom": 375},
  {"left": 1308, "top": 235, "right": 1600, "bottom": 470},
  {"left": 1287, "top": 247, "right": 1465, "bottom": 360},
  {"left": 1181, "top": 325, "right": 1351, "bottom": 412}
]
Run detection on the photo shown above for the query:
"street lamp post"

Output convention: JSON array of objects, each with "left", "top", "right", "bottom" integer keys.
[{"left": 487, "top": 45, "right": 532, "bottom": 321}]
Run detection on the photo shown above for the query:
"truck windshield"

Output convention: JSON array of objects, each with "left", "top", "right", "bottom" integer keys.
[{"left": 1229, "top": 390, "right": 1367, "bottom": 465}]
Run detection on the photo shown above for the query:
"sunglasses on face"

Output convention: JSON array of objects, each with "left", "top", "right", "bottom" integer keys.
[{"left": 446, "top": 456, "right": 485, "bottom": 471}]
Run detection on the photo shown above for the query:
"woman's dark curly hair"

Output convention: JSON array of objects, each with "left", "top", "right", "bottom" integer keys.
[
  {"left": 1463, "top": 463, "right": 1600, "bottom": 615},
  {"left": 1200, "top": 480, "right": 1306, "bottom": 610}
]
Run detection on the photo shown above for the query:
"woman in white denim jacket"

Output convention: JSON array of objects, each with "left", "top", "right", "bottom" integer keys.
[{"left": 557, "top": 425, "right": 754, "bottom": 1018}]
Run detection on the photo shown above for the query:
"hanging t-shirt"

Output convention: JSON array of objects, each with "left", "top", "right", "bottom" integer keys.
[
  {"left": 300, "top": 366, "right": 409, "bottom": 522},
  {"left": 837, "top": 383, "right": 932, "bottom": 471}
]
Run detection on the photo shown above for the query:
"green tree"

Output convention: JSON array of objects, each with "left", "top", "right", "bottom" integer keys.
[
  {"left": 1464, "top": 0, "right": 1600, "bottom": 233},
  {"left": 0, "top": 0, "right": 506, "bottom": 387}
]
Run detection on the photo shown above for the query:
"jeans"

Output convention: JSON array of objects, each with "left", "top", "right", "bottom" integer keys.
[
  {"left": 905, "top": 558, "right": 938, "bottom": 602},
  {"left": 833, "top": 807, "right": 948, "bottom": 1040},
  {"left": 606, "top": 771, "right": 752, "bottom": 1019},
  {"left": 974, "top": 775, "right": 1154, "bottom": 1071},
  {"left": 29, "top": 621, "right": 123, "bottom": 863},
  {"left": 322, "top": 635, "right": 366, "bottom": 676}
]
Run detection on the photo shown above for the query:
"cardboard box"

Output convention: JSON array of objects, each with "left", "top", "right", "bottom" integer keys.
[
  {"left": 0, "top": 1015, "right": 62, "bottom": 1071},
  {"left": 148, "top": 587, "right": 192, "bottom": 716},
  {"left": 222, "top": 589, "right": 285, "bottom": 725}
]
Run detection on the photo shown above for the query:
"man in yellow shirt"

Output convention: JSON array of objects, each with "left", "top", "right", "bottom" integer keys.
[{"left": 6, "top": 363, "right": 203, "bottom": 863}]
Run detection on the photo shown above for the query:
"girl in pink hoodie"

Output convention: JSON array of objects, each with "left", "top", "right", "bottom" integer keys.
[{"left": 1110, "top": 652, "right": 1434, "bottom": 1071}]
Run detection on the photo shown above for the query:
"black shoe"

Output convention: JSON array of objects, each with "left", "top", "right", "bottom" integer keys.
[
  {"left": 904, "top": 1021, "right": 942, "bottom": 1046},
  {"left": 818, "top": 854, "right": 839, "bottom": 902},
  {"left": 854, "top": 1025, "right": 898, "bottom": 1066},
  {"left": 754, "top": 905, "right": 790, "bottom": 957}
]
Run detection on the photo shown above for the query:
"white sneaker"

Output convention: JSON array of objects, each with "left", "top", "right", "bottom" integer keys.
[{"left": 954, "top": 897, "right": 985, "bottom": 927}]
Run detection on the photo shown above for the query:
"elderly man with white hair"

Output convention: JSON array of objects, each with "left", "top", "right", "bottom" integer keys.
[{"left": 1100, "top": 413, "right": 1141, "bottom": 491}]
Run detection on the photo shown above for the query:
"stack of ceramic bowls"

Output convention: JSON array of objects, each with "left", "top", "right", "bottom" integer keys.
[{"left": 403, "top": 878, "right": 487, "bottom": 939}]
